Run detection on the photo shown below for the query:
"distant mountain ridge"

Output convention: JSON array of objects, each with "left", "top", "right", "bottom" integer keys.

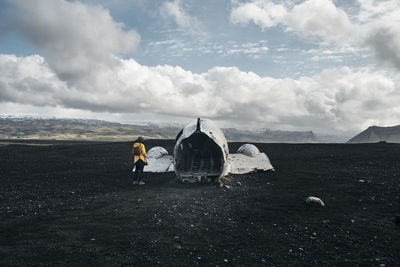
[
  {"left": 0, "top": 116, "right": 181, "bottom": 141},
  {"left": 223, "top": 128, "right": 317, "bottom": 143},
  {"left": 347, "top": 125, "right": 400, "bottom": 143},
  {"left": 1, "top": 116, "right": 320, "bottom": 143}
]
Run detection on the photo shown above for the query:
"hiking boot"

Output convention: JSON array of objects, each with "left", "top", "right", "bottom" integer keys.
[{"left": 138, "top": 181, "right": 145, "bottom": 185}]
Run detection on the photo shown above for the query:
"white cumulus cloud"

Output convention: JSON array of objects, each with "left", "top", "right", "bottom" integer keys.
[
  {"left": 1, "top": 0, "right": 400, "bottom": 135},
  {"left": 4, "top": 0, "right": 140, "bottom": 83},
  {"left": 359, "top": 0, "right": 400, "bottom": 70},
  {"left": 230, "top": 0, "right": 358, "bottom": 43},
  {"left": 1, "top": 53, "right": 400, "bottom": 134},
  {"left": 0, "top": 54, "right": 67, "bottom": 106},
  {"left": 231, "top": 0, "right": 400, "bottom": 71},
  {"left": 286, "top": 0, "right": 358, "bottom": 42},
  {"left": 230, "top": 0, "right": 287, "bottom": 29}
]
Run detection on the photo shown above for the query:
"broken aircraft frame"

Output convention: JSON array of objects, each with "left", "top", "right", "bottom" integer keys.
[{"left": 142, "top": 118, "right": 274, "bottom": 183}]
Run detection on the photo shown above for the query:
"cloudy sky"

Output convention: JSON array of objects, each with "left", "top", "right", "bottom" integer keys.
[{"left": 1, "top": 0, "right": 400, "bottom": 136}]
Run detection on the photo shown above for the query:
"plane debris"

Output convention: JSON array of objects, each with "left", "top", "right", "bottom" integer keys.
[{"left": 143, "top": 118, "right": 274, "bottom": 183}]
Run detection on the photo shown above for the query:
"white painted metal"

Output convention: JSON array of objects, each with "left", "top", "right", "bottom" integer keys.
[
  {"left": 142, "top": 118, "right": 274, "bottom": 181},
  {"left": 173, "top": 118, "right": 229, "bottom": 180},
  {"left": 142, "top": 146, "right": 174, "bottom": 172},
  {"left": 144, "top": 156, "right": 174, "bottom": 173},
  {"left": 237, "top": 144, "right": 260, "bottom": 157},
  {"left": 228, "top": 153, "right": 273, "bottom": 174},
  {"left": 147, "top": 146, "right": 169, "bottom": 159}
]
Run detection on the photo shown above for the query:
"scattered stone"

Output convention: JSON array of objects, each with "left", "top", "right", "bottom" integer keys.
[
  {"left": 305, "top": 196, "right": 325, "bottom": 207},
  {"left": 219, "top": 176, "right": 232, "bottom": 188},
  {"left": 236, "top": 182, "right": 242, "bottom": 187},
  {"left": 358, "top": 179, "right": 365, "bottom": 183}
]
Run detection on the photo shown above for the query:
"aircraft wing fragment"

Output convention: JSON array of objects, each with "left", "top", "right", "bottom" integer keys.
[
  {"left": 228, "top": 152, "right": 274, "bottom": 174},
  {"left": 141, "top": 146, "right": 174, "bottom": 173},
  {"left": 144, "top": 156, "right": 174, "bottom": 172}
]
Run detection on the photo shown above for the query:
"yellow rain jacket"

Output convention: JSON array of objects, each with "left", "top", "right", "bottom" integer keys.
[{"left": 133, "top": 142, "right": 147, "bottom": 164}]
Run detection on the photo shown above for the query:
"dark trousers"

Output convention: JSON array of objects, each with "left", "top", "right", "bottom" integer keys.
[{"left": 133, "top": 160, "right": 145, "bottom": 181}]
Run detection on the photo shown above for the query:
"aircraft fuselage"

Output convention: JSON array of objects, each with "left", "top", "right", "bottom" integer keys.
[{"left": 173, "top": 118, "right": 229, "bottom": 183}]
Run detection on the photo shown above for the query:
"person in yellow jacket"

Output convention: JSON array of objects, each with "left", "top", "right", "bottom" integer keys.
[{"left": 132, "top": 136, "right": 147, "bottom": 185}]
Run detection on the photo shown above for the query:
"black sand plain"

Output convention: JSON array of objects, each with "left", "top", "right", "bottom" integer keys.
[{"left": 0, "top": 140, "right": 399, "bottom": 266}]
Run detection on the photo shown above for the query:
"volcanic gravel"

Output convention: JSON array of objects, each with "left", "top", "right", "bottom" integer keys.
[{"left": 0, "top": 140, "right": 399, "bottom": 266}]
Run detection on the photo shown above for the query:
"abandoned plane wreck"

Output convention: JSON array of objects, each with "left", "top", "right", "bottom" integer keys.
[{"left": 143, "top": 118, "right": 274, "bottom": 183}]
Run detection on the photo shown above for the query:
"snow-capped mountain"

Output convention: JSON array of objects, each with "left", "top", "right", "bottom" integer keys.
[{"left": 0, "top": 115, "right": 342, "bottom": 142}]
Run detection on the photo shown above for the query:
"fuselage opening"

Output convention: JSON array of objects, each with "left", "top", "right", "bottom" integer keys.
[{"left": 175, "top": 132, "right": 224, "bottom": 183}]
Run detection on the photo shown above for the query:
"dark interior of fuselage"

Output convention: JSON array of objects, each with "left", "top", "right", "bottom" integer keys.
[{"left": 175, "top": 132, "right": 223, "bottom": 181}]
